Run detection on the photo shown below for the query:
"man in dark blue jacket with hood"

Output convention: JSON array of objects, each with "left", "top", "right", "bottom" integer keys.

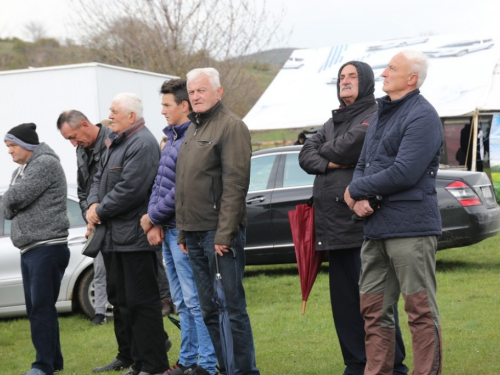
[
  {"left": 299, "top": 61, "right": 407, "bottom": 375},
  {"left": 345, "top": 51, "right": 443, "bottom": 375}
]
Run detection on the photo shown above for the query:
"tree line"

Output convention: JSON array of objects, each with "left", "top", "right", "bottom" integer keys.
[{"left": 0, "top": 0, "right": 289, "bottom": 117}]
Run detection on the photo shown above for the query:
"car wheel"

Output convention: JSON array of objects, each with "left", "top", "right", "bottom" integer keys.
[
  {"left": 457, "top": 50, "right": 467, "bottom": 57},
  {"left": 77, "top": 267, "right": 96, "bottom": 318},
  {"left": 77, "top": 266, "right": 114, "bottom": 319}
]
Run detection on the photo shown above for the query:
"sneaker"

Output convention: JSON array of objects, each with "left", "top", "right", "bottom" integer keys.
[
  {"left": 185, "top": 366, "right": 217, "bottom": 375},
  {"left": 91, "top": 313, "right": 107, "bottom": 325},
  {"left": 161, "top": 298, "right": 175, "bottom": 316},
  {"left": 164, "top": 362, "right": 197, "bottom": 374}
]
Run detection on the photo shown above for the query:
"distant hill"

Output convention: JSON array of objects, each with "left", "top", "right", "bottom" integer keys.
[{"left": 241, "top": 48, "right": 299, "bottom": 67}]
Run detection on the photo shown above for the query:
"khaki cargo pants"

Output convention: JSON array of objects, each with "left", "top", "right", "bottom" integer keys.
[{"left": 359, "top": 236, "right": 442, "bottom": 375}]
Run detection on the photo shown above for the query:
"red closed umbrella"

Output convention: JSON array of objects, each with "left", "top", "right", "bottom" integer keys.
[{"left": 288, "top": 202, "right": 325, "bottom": 314}]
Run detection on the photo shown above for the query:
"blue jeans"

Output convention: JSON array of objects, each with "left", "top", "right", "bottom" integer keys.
[
  {"left": 163, "top": 228, "right": 217, "bottom": 374},
  {"left": 186, "top": 229, "right": 259, "bottom": 375},
  {"left": 21, "top": 244, "right": 70, "bottom": 375}
]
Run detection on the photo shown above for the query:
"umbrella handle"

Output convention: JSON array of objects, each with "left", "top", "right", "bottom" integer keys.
[{"left": 214, "top": 247, "right": 236, "bottom": 275}]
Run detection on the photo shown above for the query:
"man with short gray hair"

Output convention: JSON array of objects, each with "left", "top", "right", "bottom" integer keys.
[
  {"left": 86, "top": 93, "right": 169, "bottom": 375},
  {"left": 176, "top": 68, "right": 260, "bottom": 375},
  {"left": 345, "top": 51, "right": 443, "bottom": 375}
]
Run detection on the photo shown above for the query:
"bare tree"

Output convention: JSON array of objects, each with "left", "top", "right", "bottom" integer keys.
[
  {"left": 23, "top": 21, "right": 48, "bottom": 42},
  {"left": 70, "top": 0, "right": 286, "bottom": 116}
]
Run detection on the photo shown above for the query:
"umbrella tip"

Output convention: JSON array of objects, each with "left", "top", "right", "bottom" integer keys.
[{"left": 301, "top": 300, "right": 307, "bottom": 315}]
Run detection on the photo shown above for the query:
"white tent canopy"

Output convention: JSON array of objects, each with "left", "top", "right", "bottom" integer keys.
[
  {"left": 0, "top": 63, "right": 177, "bottom": 186},
  {"left": 244, "top": 34, "right": 500, "bottom": 130}
]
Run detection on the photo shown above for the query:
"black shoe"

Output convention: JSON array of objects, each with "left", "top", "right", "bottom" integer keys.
[
  {"left": 91, "top": 313, "right": 107, "bottom": 325},
  {"left": 122, "top": 368, "right": 140, "bottom": 375},
  {"left": 93, "top": 358, "right": 132, "bottom": 372}
]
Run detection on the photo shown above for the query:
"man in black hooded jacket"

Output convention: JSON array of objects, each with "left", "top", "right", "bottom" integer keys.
[{"left": 299, "top": 61, "right": 408, "bottom": 375}]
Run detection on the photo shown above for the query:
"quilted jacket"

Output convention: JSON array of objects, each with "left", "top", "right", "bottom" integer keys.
[
  {"left": 349, "top": 89, "right": 443, "bottom": 239},
  {"left": 148, "top": 121, "right": 191, "bottom": 227}
]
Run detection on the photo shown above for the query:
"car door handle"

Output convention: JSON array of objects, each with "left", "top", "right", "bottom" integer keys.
[
  {"left": 246, "top": 196, "right": 266, "bottom": 204},
  {"left": 68, "top": 236, "right": 88, "bottom": 246}
]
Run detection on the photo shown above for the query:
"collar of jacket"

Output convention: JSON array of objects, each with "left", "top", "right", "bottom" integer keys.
[
  {"left": 105, "top": 118, "right": 145, "bottom": 148},
  {"left": 377, "top": 89, "right": 420, "bottom": 114},
  {"left": 187, "top": 100, "right": 223, "bottom": 127},
  {"left": 332, "top": 94, "right": 376, "bottom": 123},
  {"left": 163, "top": 120, "right": 191, "bottom": 140},
  {"left": 90, "top": 124, "right": 110, "bottom": 157}
]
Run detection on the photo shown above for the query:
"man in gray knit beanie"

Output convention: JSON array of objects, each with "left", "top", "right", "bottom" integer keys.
[{"left": 2, "top": 123, "right": 70, "bottom": 375}]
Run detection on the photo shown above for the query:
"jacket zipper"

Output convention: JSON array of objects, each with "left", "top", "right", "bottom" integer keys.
[
  {"left": 157, "top": 129, "right": 178, "bottom": 204},
  {"left": 211, "top": 178, "right": 216, "bottom": 209}
]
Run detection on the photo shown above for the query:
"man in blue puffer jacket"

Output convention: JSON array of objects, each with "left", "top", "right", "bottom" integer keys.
[
  {"left": 345, "top": 51, "right": 443, "bottom": 375},
  {"left": 140, "top": 79, "right": 217, "bottom": 375}
]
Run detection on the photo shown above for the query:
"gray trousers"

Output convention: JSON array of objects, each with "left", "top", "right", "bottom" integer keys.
[
  {"left": 93, "top": 251, "right": 108, "bottom": 315},
  {"left": 359, "top": 236, "right": 442, "bottom": 375}
]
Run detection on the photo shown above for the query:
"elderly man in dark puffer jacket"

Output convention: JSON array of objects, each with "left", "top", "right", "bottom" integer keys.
[
  {"left": 345, "top": 51, "right": 443, "bottom": 375},
  {"left": 299, "top": 61, "right": 408, "bottom": 375}
]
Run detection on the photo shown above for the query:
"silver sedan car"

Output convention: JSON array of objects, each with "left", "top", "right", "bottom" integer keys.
[{"left": 0, "top": 188, "right": 97, "bottom": 319}]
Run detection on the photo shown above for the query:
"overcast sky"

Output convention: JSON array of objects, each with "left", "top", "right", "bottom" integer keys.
[{"left": 0, "top": 0, "right": 498, "bottom": 49}]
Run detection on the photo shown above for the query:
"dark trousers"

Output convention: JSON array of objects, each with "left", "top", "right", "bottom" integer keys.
[
  {"left": 102, "top": 249, "right": 170, "bottom": 365},
  {"left": 328, "top": 248, "right": 408, "bottom": 375},
  {"left": 108, "top": 251, "right": 169, "bottom": 373},
  {"left": 156, "top": 249, "right": 171, "bottom": 301},
  {"left": 21, "top": 244, "right": 70, "bottom": 375},
  {"left": 102, "top": 251, "right": 133, "bottom": 364}
]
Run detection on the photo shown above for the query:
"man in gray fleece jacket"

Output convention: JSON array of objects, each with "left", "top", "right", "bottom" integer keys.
[{"left": 2, "top": 123, "right": 70, "bottom": 375}]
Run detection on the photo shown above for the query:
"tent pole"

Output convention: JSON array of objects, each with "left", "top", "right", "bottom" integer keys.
[{"left": 471, "top": 111, "right": 479, "bottom": 172}]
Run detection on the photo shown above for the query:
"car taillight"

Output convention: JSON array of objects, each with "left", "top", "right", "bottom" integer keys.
[{"left": 445, "top": 181, "right": 481, "bottom": 207}]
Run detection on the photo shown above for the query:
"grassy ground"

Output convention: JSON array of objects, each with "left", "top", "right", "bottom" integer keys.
[{"left": 1, "top": 235, "right": 499, "bottom": 374}]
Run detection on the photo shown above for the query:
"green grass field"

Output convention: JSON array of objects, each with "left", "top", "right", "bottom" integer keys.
[
  {"left": 1, "top": 235, "right": 499, "bottom": 374},
  {"left": 491, "top": 172, "right": 500, "bottom": 202}
]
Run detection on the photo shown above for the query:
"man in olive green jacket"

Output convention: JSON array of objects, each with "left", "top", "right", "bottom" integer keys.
[{"left": 175, "top": 68, "right": 260, "bottom": 375}]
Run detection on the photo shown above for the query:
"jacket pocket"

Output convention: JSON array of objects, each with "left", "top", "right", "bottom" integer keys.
[
  {"left": 111, "top": 209, "right": 139, "bottom": 245},
  {"left": 387, "top": 190, "right": 423, "bottom": 202},
  {"left": 107, "top": 166, "right": 123, "bottom": 190},
  {"left": 210, "top": 177, "right": 222, "bottom": 210}
]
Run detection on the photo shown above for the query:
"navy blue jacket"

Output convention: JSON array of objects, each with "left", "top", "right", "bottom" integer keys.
[
  {"left": 350, "top": 89, "right": 443, "bottom": 239},
  {"left": 148, "top": 121, "right": 191, "bottom": 227}
]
